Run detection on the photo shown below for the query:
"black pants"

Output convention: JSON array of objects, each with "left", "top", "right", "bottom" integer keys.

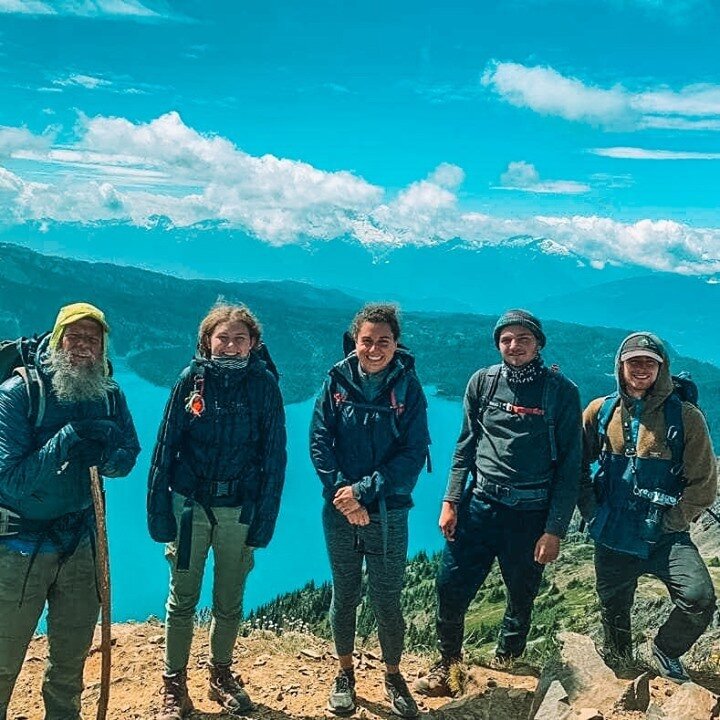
[
  {"left": 595, "top": 531, "right": 716, "bottom": 658},
  {"left": 436, "top": 494, "right": 547, "bottom": 660}
]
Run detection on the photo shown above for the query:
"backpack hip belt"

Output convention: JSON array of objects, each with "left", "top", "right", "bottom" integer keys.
[
  {"left": 475, "top": 475, "right": 550, "bottom": 507},
  {"left": 0, "top": 505, "right": 21, "bottom": 537}
]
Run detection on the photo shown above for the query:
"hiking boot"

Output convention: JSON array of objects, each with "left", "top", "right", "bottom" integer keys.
[
  {"left": 208, "top": 662, "right": 254, "bottom": 714},
  {"left": 412, "top": 658, "right": 454, "bottom": 697},
  {"left": 157, "top": 670, "right": 194, "bottom": 720},
  {"left": 385, "top": 672, "right": 419, "bottom": 718},
  {"left": 652, "top": 642, "right": 691, "bottom": 684},
  {"left": 327, "top": 669, "right": 356, "bottom": 715}
]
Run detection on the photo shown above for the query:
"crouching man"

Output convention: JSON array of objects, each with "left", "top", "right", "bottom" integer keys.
[{"left": 580, "top": 332, "right": 716, "bottom": 683}]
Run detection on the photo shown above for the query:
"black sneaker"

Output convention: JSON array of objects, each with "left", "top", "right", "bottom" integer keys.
[
  {"left": 652, "top": 642, "right": 690, "bottom": 684},
  {"left": 327, "top": 669, "right": 356, "bottom": 715},
  {"left": 385, "top": 672, "right": 419, "bottom": 718}
]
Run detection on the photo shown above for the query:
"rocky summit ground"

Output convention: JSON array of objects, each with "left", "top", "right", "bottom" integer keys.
[{"left": 8, "top": 623, "right": 720, "bottom": 720}]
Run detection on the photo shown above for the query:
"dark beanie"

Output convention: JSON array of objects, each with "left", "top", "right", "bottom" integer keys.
[{"left": 493, "top": 309, "right": 546, "bottom": 348}]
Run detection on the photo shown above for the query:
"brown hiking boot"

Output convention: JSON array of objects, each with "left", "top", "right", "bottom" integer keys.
[
  {"left": 208, "top": 662, "right": 254, "bottom": 715},
  {"left": 157, "top": 670, "right": 194, "bottom": 720},
  {"left": 412, "top": 659, "right": 455, "bottom": 697}
]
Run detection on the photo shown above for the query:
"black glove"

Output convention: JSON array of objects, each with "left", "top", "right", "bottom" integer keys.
[
  {"left": 148, "top": 513, "right": 178, "bottom": 543},
  {"left": 71, "top": 420, "right": 123, "bottom": 452},
  {"left": 66, "top": 438, "right": 106, "bottom": 468}
]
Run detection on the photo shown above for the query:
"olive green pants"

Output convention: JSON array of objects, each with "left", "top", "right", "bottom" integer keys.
[
  {"left": 0, "top": 539, "right": 99, "bottom": 720},
  {"left": 164, "top": 495, "right": 255, "bottom": 674}
]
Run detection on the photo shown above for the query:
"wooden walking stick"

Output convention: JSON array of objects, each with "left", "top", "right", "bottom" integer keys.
[{"left": 89, "top": 466, "right": 112, "bottom": 720}]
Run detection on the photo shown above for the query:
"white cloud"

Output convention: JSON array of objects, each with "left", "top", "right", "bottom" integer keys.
[
  {"left": 496, "top": 161, "right": 591, "bottom": 194},
  {"left": 482, "top": 62, "right": 633, "bottom": 128},
  {"left": 4, "top": 111, "right": 383, "bottom": 243},
  {"left": 591, "top": 146, "right": 720, "bottom": 159},
  {"left": 2, "top": 111, "right": 720, "bottom": 274},
  {"left": 0, "top": 0, "right": 53, "bottom": 13},
  {"left": 0, "top": 125, "right": 55, "bottom": 156},
  {"left": 0, "top": 166, "right": 24, "bottom": 191},
  {"left": 483, "top": 61, "right": 720, "bottom": 131},
  {"left": 54, "top": 74, "right": 112, "bottom": 90},
  {"left": 0, "top": 0, "right": 163, "bottom": 17}
]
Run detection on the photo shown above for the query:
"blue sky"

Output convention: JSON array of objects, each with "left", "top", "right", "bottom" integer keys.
[{"left": 1, "top": 0, "right": 720, "bottom": 274}]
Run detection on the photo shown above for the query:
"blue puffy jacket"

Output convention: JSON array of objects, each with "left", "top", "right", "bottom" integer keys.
[
  {"left": 147, "top": 352, "right": 287, "bottom": 548},
  {"left": 0, "top": 338, "right": 140, "bottom": 524},
  {"left": 309, "top": 349, "right": 430, "bottom": 512}
]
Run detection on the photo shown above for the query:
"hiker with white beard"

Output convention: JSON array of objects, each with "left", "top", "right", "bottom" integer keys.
[{"left": 0, "top": 302, "right": 140, "bottom": 720}]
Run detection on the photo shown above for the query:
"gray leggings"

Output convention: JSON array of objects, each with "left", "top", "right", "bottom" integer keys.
[{"left": 322, "top": 503, "right": 409, "bottom": 666}]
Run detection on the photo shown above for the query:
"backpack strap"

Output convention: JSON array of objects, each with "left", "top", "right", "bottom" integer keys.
[
  {"left": 663, "top": 392, "right": 685, "bottom": 474},
  {"left": 185, "top": 360, "right": 206, "bottom": 417},
  {"left": 542, "top": 369, "right": 561, "bottom": 466},
  {"left": 597, "top": 392, "right": 620, "bottom": 452},
  {"left": 478, "top": 364, "right": 502, "bottom": 425},
  {"left": 14, "top": 366, "right": 46, "bottom": 428}
]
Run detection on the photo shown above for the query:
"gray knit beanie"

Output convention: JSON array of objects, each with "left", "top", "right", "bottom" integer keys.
[{"left": 493, "top": 309, "right": 546, "bottom": 348}]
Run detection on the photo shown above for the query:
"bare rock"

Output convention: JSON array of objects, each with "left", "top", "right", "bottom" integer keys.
[
  {"left": 533, "top": 680, "right": 571, "bottom": 720},
  {"left": 299, "top": 648, "right": 323, "bottom": 660},
  {"left": 645, "top": 682, "right": 720, "bottom": 720},
  {"left": 617, "top": 671, "right": 651, "bottom": 712},
  {"left": 432, "top": 686, "right": 534, "bottom": 720},
  {"left": 531, "top": 632, "right": 627, "bottom": 717},
  {"left": 576, "top": 710, "right": 603, "bottom": 720}
]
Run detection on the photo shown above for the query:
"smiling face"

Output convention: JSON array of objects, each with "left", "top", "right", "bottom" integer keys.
[
  {"left": 355, "top": 321, "right": 398, "bottom": 374},
  {"left": 498, "top": 324, "right": 539, "bottom": 368},
  {"left": 209, "top": 320, "right": 255, "bottom": 358},
  {"left": 60, "top": 318, "right": 104, "bottom": 367},
  {"left": 621, "top": 356, "right": 661, "bottom": 398}
]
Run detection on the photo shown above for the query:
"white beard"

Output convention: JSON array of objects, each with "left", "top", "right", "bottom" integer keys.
[{"left": 46, "top": 348, "right": 113, "bottom": 403}]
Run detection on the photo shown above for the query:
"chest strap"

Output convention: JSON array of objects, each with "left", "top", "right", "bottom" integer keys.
[{"left": 486, "top": 398, "right": 545, "bottom": 416}]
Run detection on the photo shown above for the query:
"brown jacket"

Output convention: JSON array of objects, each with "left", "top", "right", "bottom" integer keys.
[{"left": 579, "top": 345, "right": 716, "bottom": 533}]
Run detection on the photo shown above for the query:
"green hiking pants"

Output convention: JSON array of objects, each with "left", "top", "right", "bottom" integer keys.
[
  {"left": 0, "top": 539, "right": 99, "bottom": 720},
  {"left": 164, "top": 494, "right": 255, "bottom": 674}
]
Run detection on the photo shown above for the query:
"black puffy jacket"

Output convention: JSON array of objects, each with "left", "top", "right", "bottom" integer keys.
[
  {"left": 147, "top": 352, "right": 287, "bottom": 548},
  {"left": 309, "top": 350, "right": 430, "bottom": 512}
]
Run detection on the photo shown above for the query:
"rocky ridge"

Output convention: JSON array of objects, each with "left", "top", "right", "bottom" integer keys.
[{"left": 9, "top": 624, "right": 720, "bottom": 720}]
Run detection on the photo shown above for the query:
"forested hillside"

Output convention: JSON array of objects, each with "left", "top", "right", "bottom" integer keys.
[{"left": 2, "top": 242, "right": 720, "bottom": 442}]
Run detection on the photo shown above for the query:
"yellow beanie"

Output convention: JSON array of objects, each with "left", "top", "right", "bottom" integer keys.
[{"left": 48, "top": 303, "right": 110, "bottom": 373}]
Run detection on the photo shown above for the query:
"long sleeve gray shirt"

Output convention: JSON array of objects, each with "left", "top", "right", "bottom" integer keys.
[{"left": 444, "top": 366, "right": 582, "bottom": 538}]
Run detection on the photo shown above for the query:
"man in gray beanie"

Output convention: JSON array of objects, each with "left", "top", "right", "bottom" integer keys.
[{"left": 415, "top": 309, "right": 582, "bottom": 696}]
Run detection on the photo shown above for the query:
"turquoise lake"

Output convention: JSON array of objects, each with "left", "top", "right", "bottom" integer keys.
[{"left": 105, "top": 364, "right": 462, "bottom": 622}]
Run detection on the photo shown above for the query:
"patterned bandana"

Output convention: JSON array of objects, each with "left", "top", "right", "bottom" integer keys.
[
  {"left": 502, "top": 355, "right": 545, "bottom": 386},
  {"left": 211, "top": 355, "right": 250, "bottom": 371}
]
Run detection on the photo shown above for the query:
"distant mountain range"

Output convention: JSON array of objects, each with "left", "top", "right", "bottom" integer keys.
[
  {"left": 4, "top": 222, "right": 717, "bottom": 362},
  {"left": 2, "top": 241, "right": 720, "bottom": 445},
  {"left": 0, "top": 221, "right": 643, "bottom": 312}
]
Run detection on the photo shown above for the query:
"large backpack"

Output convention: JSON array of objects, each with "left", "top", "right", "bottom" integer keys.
[
  {"left": 476, "top": 363, "right": 564, "bottom": 466},
  {"left": 0, "top": 333, "right": 118, "bottom": 427}
]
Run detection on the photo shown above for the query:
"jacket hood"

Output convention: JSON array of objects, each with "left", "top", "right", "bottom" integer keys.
[{"left": 615, "top": 331, "right": 673, "bottom": 411}]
